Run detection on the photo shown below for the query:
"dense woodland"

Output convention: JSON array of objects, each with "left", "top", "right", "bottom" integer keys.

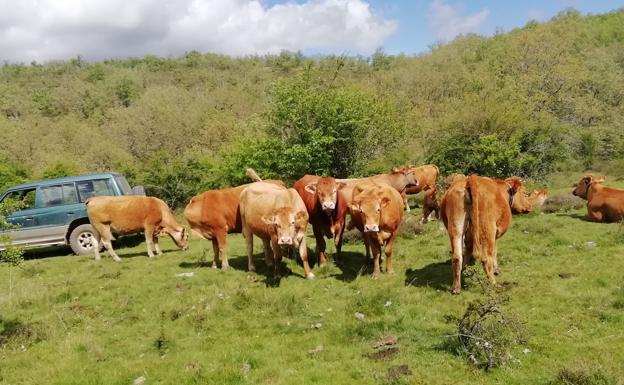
[{"left": 1, "top": 8, "right": 623, "bottom": 208}]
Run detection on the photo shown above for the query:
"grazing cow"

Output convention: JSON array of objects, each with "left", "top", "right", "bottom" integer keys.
[
  {"left": 572, "top": 175, "right": 624, "bottom": 222},
  {"left": 440, "top": 175, "right": 522, "bottom": 294},
  {"left": 183, "top": 169, "right": 283, "bottom": 270},
  {"left": 349, "top": 183, "right": 404, "bottom": 277},
  {"left": 240, "top": 182, "right": 312, "bottom": 278},
  {"left": 528, "top": 190, "right": 548, "bottom": 209},
  {"left": 293, "top": 175, "right": 347, "bottom": 267},
  {"left": 86, "top": 196, "right": 188, "bottom": 261},
  {"left": 336, "top": 167, "right": 418, "bottom": 255},
  {"left": 402, "top": 164, "right": 440, "bottom": 211},
  {"left": 420, "top": 185, "right": 440, "bottom": 223}
]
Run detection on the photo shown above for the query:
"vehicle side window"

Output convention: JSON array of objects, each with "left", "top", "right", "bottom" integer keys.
[
  {"left": 77, "top": 179, "right": 115, "bottom": 202},
  {"left": 1, "top": 189, "right": 37, "bottom": 210},
  {"left": 39, "top": 183, "right": 78, "bottom": 207}
]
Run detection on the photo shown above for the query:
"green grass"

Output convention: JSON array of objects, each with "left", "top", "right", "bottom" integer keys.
[{"left": 2, "top": 177, "right": 624, "bottom": 384}]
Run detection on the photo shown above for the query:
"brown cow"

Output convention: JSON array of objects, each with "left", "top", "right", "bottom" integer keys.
[
  {"left": 440, "top": 175, "right": 522, "bottom": 294},
  {"left": 293, "top": 175, "right": 347, "bottom": 267},
  {"left": 337, "top": 167, "right": 418, "bottom": 256},
  {"left": 420, "top": 185, "right": 440, "bottom": 223},
  {"left": 402, "top": 164, "right": 440, "bottom": 211},
  {"left": 86, "top": 196, "right": 188, "bottom": 261},
  {"left": 183, "top": 169, "right": 283, "bottom": 270},
  {"left": 509, "top": 177, "right": 548, "bottom": 214},
  {"left": 240, "top": 182, "right": 312, "bottom": 278},
  {"left": 349, "top": 183, "right": 404, "bottom": 277},
  {"left": 572, "top": 175, "right": 624, "bottom": 222}
]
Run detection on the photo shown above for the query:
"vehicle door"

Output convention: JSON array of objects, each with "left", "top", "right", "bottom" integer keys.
[
  {"left": 0, "top": 188, "right": 41, "bottom": 245},
  {"left": 36, "top": 183, "right": 82, "bottom": 240}
]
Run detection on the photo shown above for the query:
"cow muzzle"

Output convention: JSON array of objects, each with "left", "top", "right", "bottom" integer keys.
[
  {"left": 321, "top": 201, "right": 336, "bottom": 210},
  {"left": 278, "top": 236, "right": 293, "bottom": 245},
  {"left": 364, "top": 224, "right": 379, "bottom": 232}
]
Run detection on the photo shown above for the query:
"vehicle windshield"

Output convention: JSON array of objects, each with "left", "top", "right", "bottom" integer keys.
[{"left": 114, "top": 176, "right": 133, "bottom": 195}]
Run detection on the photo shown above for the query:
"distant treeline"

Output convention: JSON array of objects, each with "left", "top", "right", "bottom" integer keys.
[{"left": 1, "top": 8, "right": 623, "bottom": 207}]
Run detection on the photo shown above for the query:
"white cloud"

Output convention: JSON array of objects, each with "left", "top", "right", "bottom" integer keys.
[
  {"left": 427, "top": 0, "right": 490, "bottom": 42},
  {"left": 0, "top": 0, "right": 397, "bottom": 63}
]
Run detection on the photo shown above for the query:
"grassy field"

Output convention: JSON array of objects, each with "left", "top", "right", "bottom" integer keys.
[{"left": 1, "top": 174, "right": 624, "bottom": 385}]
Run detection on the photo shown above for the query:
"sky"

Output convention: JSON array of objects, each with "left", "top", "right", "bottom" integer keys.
[{"left": 0, "top": 0, "right": 622, "bottom": 63}]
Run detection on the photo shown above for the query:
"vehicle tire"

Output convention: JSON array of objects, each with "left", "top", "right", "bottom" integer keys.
[{"left": 69, "top": 224, "right": 101, "bottom": 255}]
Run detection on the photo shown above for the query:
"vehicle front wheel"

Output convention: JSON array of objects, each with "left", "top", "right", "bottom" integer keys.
[{"left": 69, "top": 224, "right": 101, "bottom": 255}]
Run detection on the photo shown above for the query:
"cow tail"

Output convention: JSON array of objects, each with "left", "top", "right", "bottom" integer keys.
[
  {"left": 465, "top": 176, "right": 484, "bottom": 261},
  {"left": 245, "top": 168, "right": 263, "bottom": 182}
]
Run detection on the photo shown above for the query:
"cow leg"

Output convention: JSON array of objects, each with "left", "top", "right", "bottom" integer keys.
[
  {"left": 243, "top": 228, "right": 255, "bottom": 272},
  {"left": 334, "top": 222, "right": 346, "bottom": 258},
  {"left": 482, "top": 257, "right": 497, "bottom": 285},
  {"left": 403, "top": 194, "right": 410, "bottom": 212},
  {"left": 313, "top": 225, "right": 327, "bottom": 267},
  {"left": 91, "top": 226, "right": 102, "bottom": 261},
  {"left": 211, "top": 239, "right": 220, "bottom": 269},
  {"left": 299, "top": 238, "right": 314, "bottom": 279},
  {"left": 370, "top": 240, "right": 382, "bottom": 278},
  {"left": 272, "top": 238, "right": 283, "bottom": 277},
  {"left": 262, "top": 238, "right": 274, "bottom": 267},
  {"left": 153, "top": 234, "right": 163, "bottom": 256},
  {"left": 420, "top": 206, "right": 430, "bottom": 224},
  {"left": 384, "top": 233, "right": 397, "bottom": 274},
  {"left": 216, "top": 231, "right": 229, "bottom": 271},
  {"left": 450, "top": 228, "right": 464, "bottom": 294},
  {"left": 96, "top": 225, "right": 121, "bottom": 262},
  {"left": 363, "top": 235, "right": 372, "bottom": 260},
  {"left": 144, "top": 227, "right": 156, "bottom": 258}
]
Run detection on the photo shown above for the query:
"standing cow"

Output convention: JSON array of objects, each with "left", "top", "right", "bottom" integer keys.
[
  {"left": 86, "top": 196, "right": 188, "bottom": 261},
  {"left": 402, "top": 164, "right": 440, "bottom": 211},
  {"left": 349, "top": 183, "right": 404, "bottom": 278},
  {"left": 183, "top": 169, "right": 283, "bottom": 270},
  {"left": 337, "top": 167, "right": 418, "bottom": 257},
  {"left": 572, "top": 174, "right": 624, "bottom": 222},
  {"left": 293, "top": 175, "right": 347, "bottom": 267},
  {"left": 440, "top": 175, "right": 522, "bottom": 294},
  {"left": 240, "top": 182, "right": 312, "bottom": 278}
]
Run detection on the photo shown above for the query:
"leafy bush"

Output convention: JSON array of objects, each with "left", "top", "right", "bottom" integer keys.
[
  {"left": 426, "top": 126, "right": 565, "bottom": 179},
  {"left": 0, "top": 160, "right": 29, "bottom": 191}
]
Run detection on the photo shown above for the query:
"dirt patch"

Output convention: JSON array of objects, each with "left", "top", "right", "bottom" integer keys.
[
  {"left": 387, "top": 364, "right": 412, "bottom": 382},
  {"left": 367, "top": 346, "right": 399, "bottom": 361}
]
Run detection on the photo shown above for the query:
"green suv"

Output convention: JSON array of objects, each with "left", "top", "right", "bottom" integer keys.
[{"left": 0, "top": 173, "right": 144, "bottom": 255}]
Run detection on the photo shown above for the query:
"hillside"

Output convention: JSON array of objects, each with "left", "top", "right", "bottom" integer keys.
[{"left": 1, "top": 9, "right": 623, "bottom": 207}]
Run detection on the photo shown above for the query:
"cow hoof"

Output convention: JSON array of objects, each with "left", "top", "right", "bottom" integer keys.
[
  {"left": 494, "top": 269, "right": 501, "bottom": 276},
  {"left": 306, "top": 272, "right": 315, "bottom": 280},
  {"left": 371, "top": 273, "right": 380, "bottom": 279},
  {"left": 211, "top": 263, "right": 218, "bottom": 269},
  {"left": 221, "top": 265, "right": 230, "bottom": 272},
  {"left": 113, "top": 258, "right": 122, "bottom": 262},
  {"left": 248, "top": 266, "right": 256, "bottom": 272},
  {"left": 451, "top": 288, "right": 461, "bottom": 295}
]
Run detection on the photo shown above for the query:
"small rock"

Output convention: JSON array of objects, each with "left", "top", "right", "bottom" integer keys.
[
  {"left": 355, "top": 312, "right": 365, "bottom": 321},
  {"left": 523, "top": 348, "right": 531, "bottom": 354},
  {"left": 311, "top": 323, "right": 322, "bottom": 329},
  {"left": 308, "top": 345, "right": 323, "bottom": 356},
  {"left": 387, "top": 364, "right": 412, "bottom": 382},
  {"left": 585, "top": 241, "right": 597, "bottom": 248},
  {"left": 175, "top": 272, "right": 194, "bottom": 277},
  {"left": 384, "top": 300, "right": 392, "bottom": 307},
  {"left": 366, "top": 346, "right": 399, "bottom": 361},
  {"left": 558, "top": 272, "right": 575, "bottom": 279},
  {"left": 133, "top": 376, "right": 146, "bottom": 385},
  {"left": 373, "top": 336, "right": 398, "bottom": 349},
  {"left": 241, "top": 363, "right": 251, "bottom": 373}
]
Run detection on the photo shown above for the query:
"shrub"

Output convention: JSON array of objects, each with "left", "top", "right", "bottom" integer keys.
[{"left": 552, "top": 366, "right": 616, "bottom": 385}]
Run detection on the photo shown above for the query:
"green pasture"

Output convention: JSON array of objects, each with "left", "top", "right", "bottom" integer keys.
[{"left": 2, "top": 175, "right": 624, "bottom": 384}]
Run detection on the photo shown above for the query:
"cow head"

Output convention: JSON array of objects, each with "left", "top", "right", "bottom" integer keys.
[
  {"left": 392, "top": 165, "right": 419, "bottom": 188},
  {"left": 171, "top": 227, "right": 189, "bottom": 250},
  {"left": 504, "top": 177, "right": 524, "bottom": 208},
  {"left": 305, "top": 178, "right": 346, "bottom": 212},
  {"left": 351, "top": 186, "right": 389, "bottom": 233},
  {"left": 572, "top": 175, "right": 595, "bottom": 199},
  {"left": 263, "top": 207, "right": 307, "bottom": 246},
  {"left": 529, "top": 190, "right": 548, "bottom": 208}
]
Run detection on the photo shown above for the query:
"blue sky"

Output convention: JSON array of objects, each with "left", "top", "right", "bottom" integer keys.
[
  {"left": 1, "top": 0, "right": 622, "bottom": 62},
  {"left": 268, "top": 0, "right": 624, "bottom": 55}
]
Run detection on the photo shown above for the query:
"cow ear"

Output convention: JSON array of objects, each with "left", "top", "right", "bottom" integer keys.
[
  {"left": 391, "top": 167, "right": 400, "bottom": 173},
  {"left": 304, "top": 183, "right": 317, "bottom": 194},
  {"left": 381, "top": 197, "right": 391, "bottom": 208},
  {"left": 262, "top": 215, "right": 276, "bottom": 225},
  {"left": 596, "top": 175, "right": 606, "bottom": 183},
  {"left": 350, "top": 203, "right": 359, "bottom": 212},
  {"left": 336, "top": 182, "right": 347, "bottom": 190},
  {"left": 353, "top": 185, "right": 365, "bottom": 198},
  {"left": 583, "top": 175, "right": 593, "bottom": 184}
]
